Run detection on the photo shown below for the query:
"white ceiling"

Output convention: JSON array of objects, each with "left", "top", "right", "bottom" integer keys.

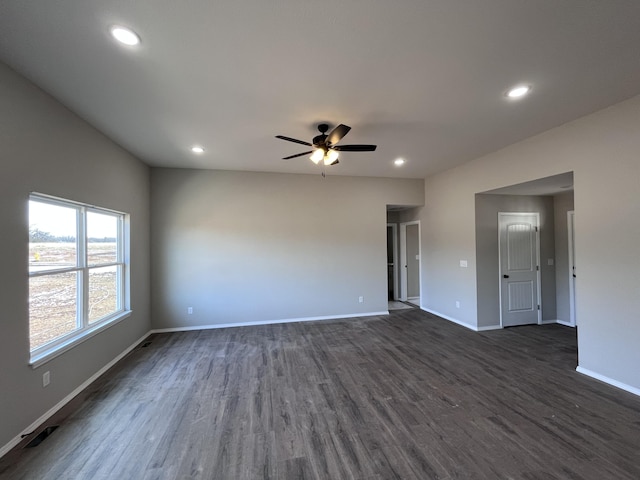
[{"left": 1, "top": 1, "right": 640, "bottom": 179}]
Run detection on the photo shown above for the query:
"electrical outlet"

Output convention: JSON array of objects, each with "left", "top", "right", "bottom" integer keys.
[
  {"left": 460, "top": 260, "right": 468, "bottom": 268},
  {"left": 43, "top": 371, "right": 50, "bottom": 387},
  {"left": 187, "top": 307, "right": 193, "bottom": 314},
  {"left": 358, "top": 296, "right": 364, "bottom": 303},
  {"left": 455, "top": 301, "right": 461, "bottom": 309}
]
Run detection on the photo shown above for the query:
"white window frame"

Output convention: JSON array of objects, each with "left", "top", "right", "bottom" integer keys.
[{"left": 29, "top": 193, "right": 131, "bottom": 367}]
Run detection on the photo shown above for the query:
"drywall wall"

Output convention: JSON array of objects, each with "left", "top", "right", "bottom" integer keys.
[
  {"left": 150, "top": 169, "right": 423, "bottom": 329},
  {"left": 553, "top": 192, "right": 574, "bottom": 324},
  {"left": 475, "top": 194, "right": 556, "bottom": 328},
  {"left": 0, "top": 62, "right": 150, "bottom": 451},
  {"left": 421, "top": 94, "right": 640, "bottom": 391}
]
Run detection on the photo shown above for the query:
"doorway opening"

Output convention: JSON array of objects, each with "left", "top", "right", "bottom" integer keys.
[
  {"left": 400, "top": 221, "right": 421, "bottom": 306},
  {"left": 475, "top": 171, "right": 575, "bottom": 330},
  {"left": 387, "top": 206, "right": 422, "bottom": 312}
]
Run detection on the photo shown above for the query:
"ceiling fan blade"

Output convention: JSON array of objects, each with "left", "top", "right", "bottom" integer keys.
[
  {"left": 326, "top": 124, "right": 351, "bottom": 145},
  {"left": 329, "top": 159, "right": 339, "bottom": 166},
  {"left": 275, "top": 135, "right": 312, "bottom": 147},
  {"left": 282, "top": 151, "right": 313, "bottom": 160},
  {"left": 332, "top": 144, "right": 377, "bottom": 152}
]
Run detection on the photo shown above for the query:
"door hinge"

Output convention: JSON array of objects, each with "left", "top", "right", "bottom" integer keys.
[
  {"left": 537, "top": 305, "right": 540, "bottom": 310},
  {"left": 535, "top": 226, "right": 539, "bottom": 232},
  {"left": 536, "top": 265, "right": 539, "bottom": 271}
]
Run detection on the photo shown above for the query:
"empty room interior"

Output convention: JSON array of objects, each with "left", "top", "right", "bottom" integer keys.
[{"left": 1, "top": 1, "right": 639, "bottom": 479}]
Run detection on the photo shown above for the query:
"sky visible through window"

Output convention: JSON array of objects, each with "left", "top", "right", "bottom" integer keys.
[{"left": 29, "top": 200, "right": 117, "bottom": 239}]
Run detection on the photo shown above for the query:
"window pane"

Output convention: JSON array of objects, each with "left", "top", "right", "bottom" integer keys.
[
  {"left": 29, "top": 272, "right": 78, "bottom": 350},
  {"left": 89, "top": 266, "right": 119, "bottom": 323},
  {"left": 87, "top": 211, "right": 118, "bottom": 265},
  {"left": 29, "top": 201, "right": 77, "bottom": 272}
]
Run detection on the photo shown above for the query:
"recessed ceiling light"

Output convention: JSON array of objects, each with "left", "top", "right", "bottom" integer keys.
[
  {"left": 191, "top": 146, "right": 205, "bottom": 154},
  {"left": 394, "top": 158, "right": 405, "bottom": 166},
  {"left": 110, "top": 26, "right": 140, "bottom": 46},
  {"left": 506, "top": 85, "right": 531, "bottom": 99}
]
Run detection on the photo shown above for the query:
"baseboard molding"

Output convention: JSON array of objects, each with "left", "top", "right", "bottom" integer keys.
[
  {"left": 540, "top": 319, "right": 558, "bottom": 324},
  {"left": 0, "top": 331, "right": 152, "bottom": 459},
  {"left": 477, "top": 324, "right": 502, "bottom": 331},
  {"left": 556, "top": 320, "right": 576, "bottom": 327},
  {"left": 576, "top": 366, "right": 640, "bottom": 397},
  {"left": 420, "top": 307, "right": 479, "bottom": 331},
  {"left": 150, "top": 311, "right": 389, "bottom": 334}
]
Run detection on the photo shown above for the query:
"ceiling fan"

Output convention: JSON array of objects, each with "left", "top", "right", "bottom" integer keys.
[{"left": 275, "top": 123, "right": 377, "bottom": 166}]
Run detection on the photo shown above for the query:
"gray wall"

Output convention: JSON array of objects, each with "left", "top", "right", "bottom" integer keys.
[
  {"left": 150, "top": 169, "right": 423, "bottom": 328},
  {"left": 421, "top": 94, "right": 640, "bottom": 390},
  {"left": 475, "top": 194, "right": 556, "bottom": 328},
  {"left": 0, "top": 63, "right": 150, "bottom": 449},
  {"left": 553, "top": 192, "right": 575, "bottom": 323}
]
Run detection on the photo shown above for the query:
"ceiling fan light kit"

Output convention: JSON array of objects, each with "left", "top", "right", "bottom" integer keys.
[
  {"left": 276, "top": 123, "right": 376, "bottom": 172},
  {"left": 310, "top": 148, "right": 324, "bottom": 164}
]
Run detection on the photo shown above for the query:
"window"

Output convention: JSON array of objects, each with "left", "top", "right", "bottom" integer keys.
[{"left": 29, "top": 194, "right": 129, "bottom": 365}]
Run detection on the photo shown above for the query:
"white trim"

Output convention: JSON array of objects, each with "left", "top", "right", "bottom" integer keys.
[
  {"left": 498, "top": 212, "right": 542, "bottom": 327},
  {"left": 399, "top": 223, "right": 407, "bottom": 300},
  {"left": 150, "top": 311, "right": 389, "bottom": 334},
  {"left": 567, "top": 210, "right": 577, "bottom": 327},
  {"left": 421, "top": 307, "right": 502, "bottom": 332},
  {"left": 576, "top": 366, "right": 640, "bottom": 397},
  {"left": 1, "top": 331, "right": 151, "bottom": 459},
  {"left": 556, "top": 320, "right": 576, "bottom": 327},
  {"left": 420, "top": 307, "right": 478, "bottom": 331},
  {"left": 477, "top": 324, "right": 503, "bottom": 331},
  {"left": 399, "top": 221, "right": 421, "bottom": 303},
  {"left": 387, "top": 223, "right": 399, "bottom": 301}
]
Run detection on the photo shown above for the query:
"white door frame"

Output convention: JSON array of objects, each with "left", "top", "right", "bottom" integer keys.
[
  {"left": 399, "top": 221, "right": 421, "bottom": 303},
  {"left": 567, "top": 210, "right": 577, "bottom": 327},
  {"left": 498, "top": 212, "right": 542, "bottom": 327},
  {"left": 387, "top": 223, "right": 399, "bottom": 301}
]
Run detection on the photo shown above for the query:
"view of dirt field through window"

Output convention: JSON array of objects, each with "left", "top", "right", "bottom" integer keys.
[{"left": 29, "top": 243, "right": 117, "bottom": 350}]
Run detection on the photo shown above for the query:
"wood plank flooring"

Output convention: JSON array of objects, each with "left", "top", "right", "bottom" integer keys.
[{"left": 2, "top": 309, "right": 640, "bottom": 479}]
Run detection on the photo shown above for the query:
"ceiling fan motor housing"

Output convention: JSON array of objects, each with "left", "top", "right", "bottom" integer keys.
[{"left": 312, "top": 134, "right": 328, "bottom": 148}]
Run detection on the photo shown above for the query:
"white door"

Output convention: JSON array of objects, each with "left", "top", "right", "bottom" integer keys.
[
  {"left": 499, "top": 213, "right": 541, "bottom": 327},
  {"left": 568, "top": 211, "right": 577, "bottom": 326}
]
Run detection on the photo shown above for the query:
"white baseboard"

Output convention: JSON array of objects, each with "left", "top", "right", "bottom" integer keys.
[
  {"left": 150, "top": 311, "right": 389, "bottom": 334},
  {"left": 576, "top": 366, "right": 640, "bottom": 397},
  {"left": 420, "top": 307, "right": 480, "bottom": 331},
  {"left": 556, "top": 320, "right": 576, "bottom": 327},
  {"left": 0, "top": 331, "right": 152, "bottom": 459},
  {"left": 477, "top": 324, "right": 502, "bottom": 331},
  {"left": 540, "top": 319, "right": 557, "bottom": 324}
]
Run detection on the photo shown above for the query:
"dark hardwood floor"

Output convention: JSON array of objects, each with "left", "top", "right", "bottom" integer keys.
[{"left": 2, "top": 309, "right": 639, "bottom": 479}]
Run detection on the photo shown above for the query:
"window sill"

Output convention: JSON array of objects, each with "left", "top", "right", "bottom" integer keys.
[{"left": 30, "top": 310, "right": 132, "bottom": 369}]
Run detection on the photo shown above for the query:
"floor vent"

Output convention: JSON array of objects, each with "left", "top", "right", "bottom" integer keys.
[
  {"left": 25, "top": 426, "right": 59, "bottom": 448},
  {"left": 141, "top": 341, "right": 152, "bottom": 348}
]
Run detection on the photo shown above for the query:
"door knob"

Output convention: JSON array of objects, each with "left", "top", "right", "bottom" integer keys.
[{"left": 503, "top": 274, "right": 509, "bottom": 278}]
